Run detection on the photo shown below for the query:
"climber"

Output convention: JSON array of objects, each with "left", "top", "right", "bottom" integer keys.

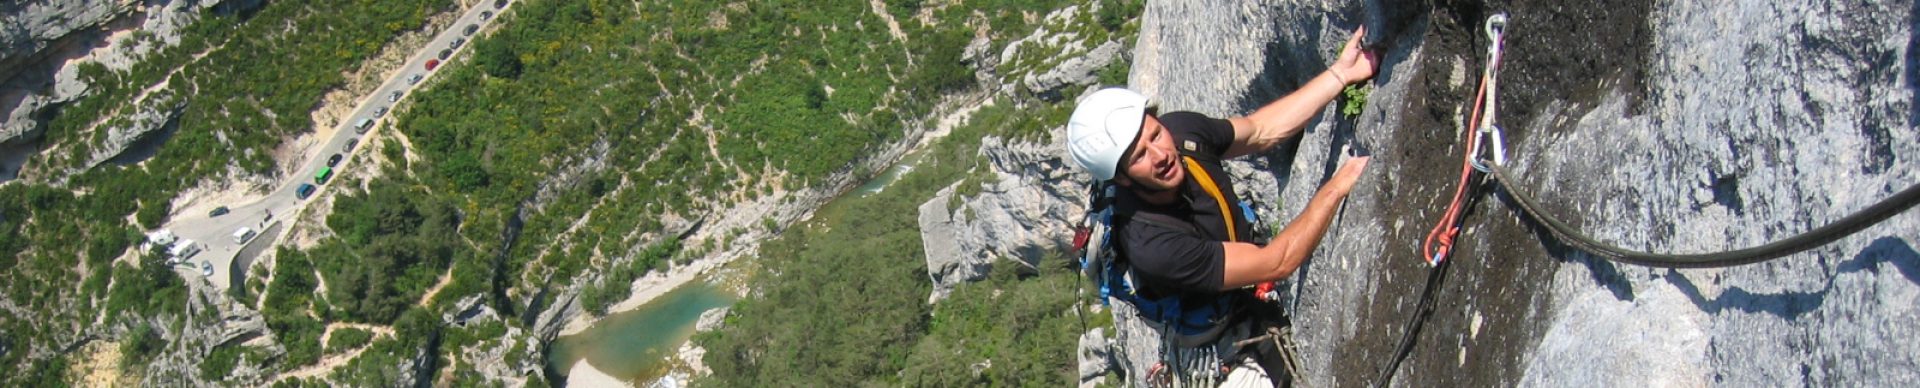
[{"left": 1067, "top": 27, "right": 1376, "bottom": 384}]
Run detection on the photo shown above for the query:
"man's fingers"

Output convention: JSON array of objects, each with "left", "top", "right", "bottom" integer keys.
[{"left": 1344, "top": 156, "right": 1371, "bottom": 173}]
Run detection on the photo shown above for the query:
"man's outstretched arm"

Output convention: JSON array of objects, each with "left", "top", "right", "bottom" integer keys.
[
  {"left": 1224, "top": 27, "right": 1379, "bottom": 159},
  {"left": 1219, "top": 156, "right": 1368, "bottom": 290}
]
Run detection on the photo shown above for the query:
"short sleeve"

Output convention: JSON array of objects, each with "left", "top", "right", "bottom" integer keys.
[
  {"left": 1116, "top": 219, "right": 1226, "bottom": 294},
  {"left": 1155, "top": 111, "right": 1236, "bottom": 159}
]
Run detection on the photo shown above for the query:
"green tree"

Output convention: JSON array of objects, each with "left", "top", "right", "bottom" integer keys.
[{"left": 475, "top": 38, "right": 522, "bottom": 79}]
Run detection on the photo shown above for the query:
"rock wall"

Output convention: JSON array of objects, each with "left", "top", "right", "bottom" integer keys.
[
  {"left": 140, "top": 275, "right": 283, "bottom": 386},
  {"left": 0, "top": 0, "right": 258, "bottom": 176},
  {"left": 933, "top": 0, "right": 1920, "bottom": 386},
  {"left": 919, "top": 136, "right": 1084, "bottom": 303},
  {"left": 0, "top": 0, "right": 132, "bottom": 86}
]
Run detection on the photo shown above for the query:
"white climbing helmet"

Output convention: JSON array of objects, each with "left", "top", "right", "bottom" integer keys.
[{"left": 1067, "top": 87, "right": 1153, "bottom": 181}]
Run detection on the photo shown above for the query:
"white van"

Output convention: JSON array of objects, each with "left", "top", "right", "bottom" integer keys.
[
  {"left": 169, "top": 239, "right": 201, "bottom": 259},
  {"left": 233, "top": 227, "right": 257, "bottom": 244},
  {"left": 355, "top": 118, "right": 375, "bottom": 134}
]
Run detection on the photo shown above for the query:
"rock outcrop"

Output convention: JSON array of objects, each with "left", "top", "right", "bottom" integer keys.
[
  {"left": 0, "top": 0, "right": 132, "bottom": 86},
  {"left": 0, "top": 0, "right": 262, "bottom": 175},
  {"left": 140, "top": 275, "right": 282, "bottom": 386},
  {"left": 446, "top": 295, "right": 542, "bottom": 386},
  {"left": 986, "top": 4, "right": 1128, "bottom": 100},
  {"left": 937, "top": 0, "right": 1920, "bottom": 386},
  {"left": 918, "top": 135, "right": 1083, "bottom": 303}
]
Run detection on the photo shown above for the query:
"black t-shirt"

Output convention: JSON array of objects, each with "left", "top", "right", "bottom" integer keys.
[{"left": 1112, "top": 111, "right": 1252, "bottom": 299}]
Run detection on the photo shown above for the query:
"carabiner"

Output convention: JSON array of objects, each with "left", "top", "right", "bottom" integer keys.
[
  {"left": 1470, "top": 124, "right": 1507, "bottom": 173},
  {"left": 1485, "top": 13, "right": 1508, "bottom": 44}
]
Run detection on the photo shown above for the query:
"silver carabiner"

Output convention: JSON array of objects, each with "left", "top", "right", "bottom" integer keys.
[
  {"left": 1486, "top": 13, "right": 1508, "bottom": 44},
  {"left": 1470, "top": 124, "right": 1507, "bottom": 173}
]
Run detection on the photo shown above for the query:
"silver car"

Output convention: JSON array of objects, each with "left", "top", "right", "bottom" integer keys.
[
  {"left": 389, "top": 91, "right": 402, "bottom": 102},
  {"left": 408, "top": 74, "right": 424, "bottom": 85},
  {"left": 374, "top": 106, "right": 389, "bottom": 117}
]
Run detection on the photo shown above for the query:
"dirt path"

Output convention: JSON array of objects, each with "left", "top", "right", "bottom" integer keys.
[
  {"left": 867, "top": 0, "right": 908, "bottom": 42},
  {"left": 416, "top": 269, "right": 454, "bottom": 307},
  {"left": 274, "top": 323, "right": 397, "bottom": 381}
]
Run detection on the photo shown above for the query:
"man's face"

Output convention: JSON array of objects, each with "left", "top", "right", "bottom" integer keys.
[{"left": 1118, "top": 114, "right": 1183, "bottom": 191}]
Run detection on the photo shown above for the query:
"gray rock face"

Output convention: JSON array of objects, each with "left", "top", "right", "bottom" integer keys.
[
  {"left": 948, "top": 0, "right": 1920, "bottom": 386},
  {"left": 446, "top": 294, "right": 541, "bottom": 386},
  {"left": 529, "top": 281, "right": 584, "bottom": 344},
  {"left": 1509, "top": 0, "right": 1920, "bottom": 385},
  {"left": 82, "top": 94, "right": 184, "bottom": 168},
  {"left": 0, "top": 0, "right": 131, "bottom": 149},
  {"left": 1076, "top": 328, "right": 1111, "bottom": 388},
  {"left": 992, "top": 4, "right": 1129, "bottom": 100},
  {"left": 1022, "top": 40, "right": 1125, "bottom": 101},
  {"left": 141, "top": 275, "right": 282, "bottom": 386},
  {"left": 0, "top": 0, "right": 132, "bottom": 85},
  {"left": 918, "top": 135, "right": 1083, "bottom": 303},
  {"left": 1, "top": 0, "right": 258, "bottom": 174}
]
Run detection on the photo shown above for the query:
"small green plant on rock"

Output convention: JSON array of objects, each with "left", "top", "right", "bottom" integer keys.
[{"left": 1341, "top": 83, "right": 1370, "bottom": 118}]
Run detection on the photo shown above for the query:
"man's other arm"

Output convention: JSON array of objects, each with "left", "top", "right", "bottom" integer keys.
[{"left": 1219, "top": 156, "right": 1368, "bottom": 290}]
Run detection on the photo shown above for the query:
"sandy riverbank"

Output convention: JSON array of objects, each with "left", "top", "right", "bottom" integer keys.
[{"left": 566, "top": 359, "right": 631, "bottom": 388}]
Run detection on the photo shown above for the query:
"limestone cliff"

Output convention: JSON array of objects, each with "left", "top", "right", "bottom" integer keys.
[
  {"left": 928, "top": 0, "right": 1920, "bottom": 386},
  {"left": 0, "top": 0, "right": 258, "bottom": 177}
]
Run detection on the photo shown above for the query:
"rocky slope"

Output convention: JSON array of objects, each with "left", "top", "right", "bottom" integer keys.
[
  {"left": 0, "top": 0, "right": 258, "bottom": 178},
  {"left": 927, "top": 0, "right": 1920, "bottom": 386}
]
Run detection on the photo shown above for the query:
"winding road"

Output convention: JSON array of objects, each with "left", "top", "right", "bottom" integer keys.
[{"left": 159, "top": 0, "right": 513, "bottom": 291}]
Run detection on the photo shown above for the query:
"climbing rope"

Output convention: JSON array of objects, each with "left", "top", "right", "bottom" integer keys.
[
  {"left": 1422, "top": 14, "right": 1508, "bottom": 267},
  {"left": 1378, "top": 10, "right": 1920, "bottom": 385},
  {"left": 1371, "top": 257, "right": 1452, "bottom": 388},
  {"left": 1484, "top": 165, "right": 1920, "bottom": 268},
  {"left": 1379, "top": 13, "right": 1512, "bottom": 387},
  {"left": 1455, "top": 14, "right": 1920, "bottom": 268},
  {"left": 1233, "top": 325, "right": 1306, "bottom": 384}
]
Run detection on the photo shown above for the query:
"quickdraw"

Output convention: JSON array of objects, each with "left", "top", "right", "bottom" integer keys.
[{"left": 1422, "top": 13, "right": 1508, "bottom": 267}]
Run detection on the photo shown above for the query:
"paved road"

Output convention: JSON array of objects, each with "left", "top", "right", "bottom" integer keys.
[{"left": 162, "top": 0, "right": 514, "bottom": 290}]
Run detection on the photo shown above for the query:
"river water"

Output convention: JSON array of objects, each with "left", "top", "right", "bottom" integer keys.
[
  {"left": 545, "top": 279, "right": 736, "bottom": 384},
  {"left": 546, "top": 139, "right": 936, "bottom": 384},
  {"left": 852, "top": 151, "right": 925, "bottom": 197}
]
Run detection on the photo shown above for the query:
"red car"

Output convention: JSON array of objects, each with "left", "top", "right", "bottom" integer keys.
[{"left": 426, "top": 59, "right": 441, "bottom": 71}]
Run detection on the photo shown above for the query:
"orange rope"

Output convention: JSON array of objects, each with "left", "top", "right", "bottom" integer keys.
[{"left": 1422, "top": 58, "right": 1494, "bottom": 265}]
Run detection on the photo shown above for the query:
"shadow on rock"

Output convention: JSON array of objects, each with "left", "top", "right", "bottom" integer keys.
[
  {"left": 1665, "top": 237, "right": 1920, "bottom": 319},
  {"left": 1491, "top": 188, "right": 1638, "bottom": 301}
]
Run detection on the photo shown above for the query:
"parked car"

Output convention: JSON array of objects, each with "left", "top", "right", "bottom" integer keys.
[
  {"left": 209, "top": 206, "right": 229, "bottom": 218},
  {"left": 200, "top": 261, "right": 214, "bottom": 277},
  {"left": 482, "top": 10, "right": 495, "bottom": 20},
  {"left": 492, "top": 0, "right": 504, "bottom": 10},
  {"left": 327, "top": 153, "right": 343, "bottom": 167},
  {"left": 295, "top": 183, "right": 317, "bottom": 199},
  {"left": 314, "top": 166, "right": 334, "bottom": 184},
  {"left": 439, "top": 49, "right": 453, "bottom": 60},
  {"left": 232, "top": 227, "right": 257, "bottom": 244},
  {"left": 374, "top": 106, "right": 389, "bottom": 118},
  {"left": 408, "top": 74, "right": 424, "bottom": 85},
  {"left": 426, "top": 59, "right": 440, "bottom": 70},
  {"left": 354, "top": 118, "right": 374, "bottom": 134},
  {"left": 451, "top": 37, "right": 466, "bottom": 49},
  {"left": 344, "top": 138, "right": 359, "bottom": 152},
  {"left": 464, "top": 24, "right": 479, "bottom": 36},
  {"left": 389, "top": 90, "right": 402, "bottom": 102}
]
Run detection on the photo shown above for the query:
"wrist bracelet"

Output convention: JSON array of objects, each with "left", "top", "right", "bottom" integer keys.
[{"left": 1330, "top": 70, "right": 1350, "bottom": 86}]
